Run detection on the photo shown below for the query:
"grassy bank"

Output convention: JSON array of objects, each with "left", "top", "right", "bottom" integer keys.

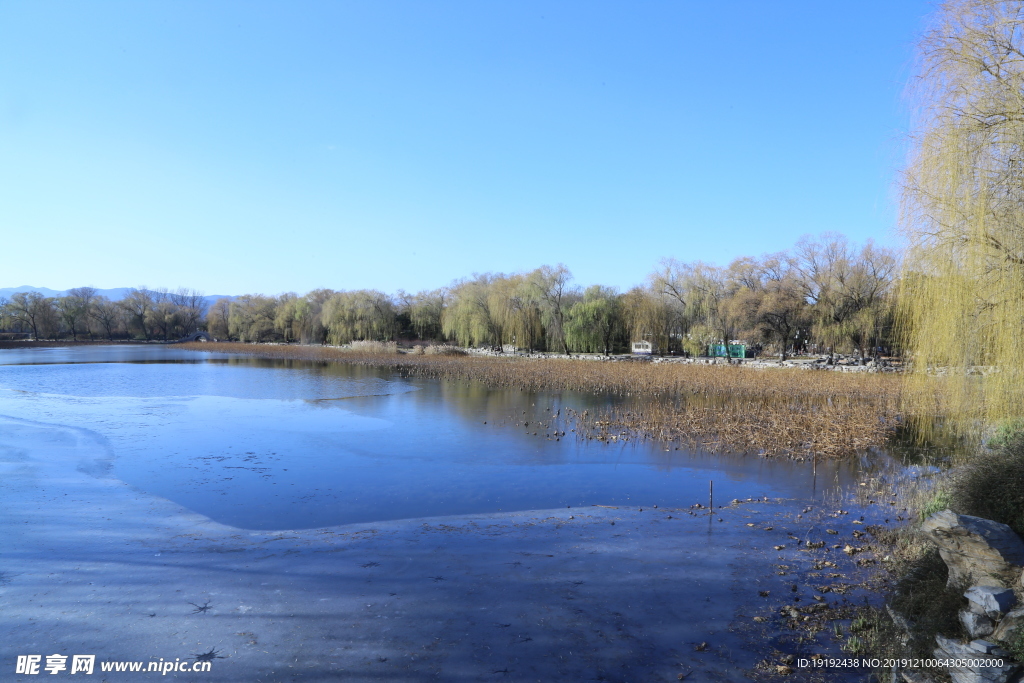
[
  {"left": 835, "top": 435, "right": 1024, "bottom": 680},
  {"left": 180, "top": 342, "right": 903, "bottom": 458}
]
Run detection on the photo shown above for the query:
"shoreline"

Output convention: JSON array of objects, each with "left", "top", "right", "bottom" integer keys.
[
  {"left": 176, "top": 341, "right": 903, "bottom": 459},
  {"left": 0, "top": 339, "right": 902, "bottom": 371}
]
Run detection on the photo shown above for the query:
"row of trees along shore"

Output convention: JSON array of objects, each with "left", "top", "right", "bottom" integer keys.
[
  {"left": 0, "top": 233, "right": 898, "bottom": 360},
  {"left": 0, "top": 287, "right": 207, "bottom": 343}
]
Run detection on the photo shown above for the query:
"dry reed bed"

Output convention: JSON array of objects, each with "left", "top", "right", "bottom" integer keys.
[{"left": 182, "top": 342, "right": 903, "bottom": 457}]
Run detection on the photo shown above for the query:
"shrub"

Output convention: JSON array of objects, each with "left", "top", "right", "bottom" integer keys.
[
  {"left": 888, "top": 547, "right": 966, "bottom": 659},
  {"left": 987, "top": 418, "right": 1024, "bottom": 449},
  {"left": 948, "top": 433, "right": 1024, "bottom": 537},
  {"left": 1008, "top": 625, "right": 1024, "bottom": 664},
  {"left": 918, "top": 489, "right": 952, "bottom": 521}
]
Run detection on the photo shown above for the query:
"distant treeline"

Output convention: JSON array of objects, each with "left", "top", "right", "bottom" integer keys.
[
  {"left": 0, "top": 287, "right": 207, "bottom": 343},
  {"left": 0, "top": 233, "right": 897, "bottom": 359}
]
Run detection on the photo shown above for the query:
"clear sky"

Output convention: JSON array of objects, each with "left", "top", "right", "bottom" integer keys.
[{"left": 0, "top": 1, "right": 931, "bottom": 296}]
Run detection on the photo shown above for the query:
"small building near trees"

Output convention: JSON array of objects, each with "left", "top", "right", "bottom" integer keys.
[
  {"left": 707, "top": 343, "right": 748, "bottom": 358},
  {"left": 631, "top": 340, "right": 657, "bottom": 355}
]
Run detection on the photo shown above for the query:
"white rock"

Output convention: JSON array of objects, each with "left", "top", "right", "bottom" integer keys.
[
  {"left": 901, "top": 672, "right": 938, "bottom": 683},
  {"left": 965, "top": 585, "right": 1017, "bottom": 618},
  {"left": 920, "top": 510, "right": 1024, "bottom": 588},
  {"left": 960, "top": 610, "right": 994, "bottom": 638},
  {"left": 967, "top": 639, "right": 999, "bottom": 654},
  {"left": 934, "top": 635, "right": 1021, "bottom": 683},
  {"left": 991, "top": 607, "right": 1024, "bottom": 643}
]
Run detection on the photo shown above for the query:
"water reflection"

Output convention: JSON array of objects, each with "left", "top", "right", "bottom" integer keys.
[{"left": 0, "top": 345, "right": 885, "bottom": 530}]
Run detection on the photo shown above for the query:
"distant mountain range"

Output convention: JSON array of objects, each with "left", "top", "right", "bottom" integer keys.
[{"left": 0, "top": 286, "right": 235, "bottom": 306}]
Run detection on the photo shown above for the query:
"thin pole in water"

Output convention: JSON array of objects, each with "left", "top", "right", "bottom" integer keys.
[
  {"left": 709, "top": 480, "right": 713, "bottom": 516},
  {"left": 812, "top": 452, "right": 817, "bottom": 498}
]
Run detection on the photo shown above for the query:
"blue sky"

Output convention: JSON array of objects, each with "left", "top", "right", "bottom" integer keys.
[{"left": 0, "top": 1, "right": 931, "bottom": 295}]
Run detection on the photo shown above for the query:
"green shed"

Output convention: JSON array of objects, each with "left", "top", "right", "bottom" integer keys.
[{"left": 707, "top": 343, "right": 746, "bottom": 358}]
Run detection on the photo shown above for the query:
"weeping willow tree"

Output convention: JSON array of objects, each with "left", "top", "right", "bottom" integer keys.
[
  {"left": 617, "top": 286, "right": 677, "bottom": 354},
  {"left": 405, "top": 288, "right": 447, "bottom": 340},
  {"left": 564, "top": 285, "right": 624, "bottom": 355},
  {"left": 273, "top": 293, "right": 301, "bottom": 342},
  {"left": 321, "top": 290, "right": 397, "bottom": 345},
  {"left": 228, "top": 294, "right": 278, "bottom": 342},
  {"left": 442, "top": 276, "right": 500, "bottom": 347},
  {"left": 490, "top": 275, "right": 544, "bottom": 351},
  {"left": 900, "top": 0, "right": 1024, "bottom": 436},
  {"left": 442, "top": 274, "right": 545, "bottom": 350}
]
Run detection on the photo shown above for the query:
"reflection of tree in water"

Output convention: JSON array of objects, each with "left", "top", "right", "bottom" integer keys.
[{"left": 193, "top": 345, "right": 902, "bottom": 458}]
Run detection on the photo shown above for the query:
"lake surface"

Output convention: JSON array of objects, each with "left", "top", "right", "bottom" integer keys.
[{"left": 0, "top": 345, "right": 875, "bottom": 530}]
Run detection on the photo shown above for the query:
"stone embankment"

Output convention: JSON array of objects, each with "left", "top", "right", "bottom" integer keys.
[
  {"left": 653, "top": 355, "right": 901, "bottom": 373},
  {"left": 892, "top": 511, "right": 1024, "bottom": 683},
  {"left": 464, "top": 347, "right": 902, "bottom": 372}
]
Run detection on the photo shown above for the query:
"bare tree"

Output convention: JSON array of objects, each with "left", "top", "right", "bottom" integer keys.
[
  {"left": 530, "top": 264, "right": 578, "bottom": 354},
  {"left": 207, "top": 298, "right": 232, "bottom": 340},
  {"left": 7, "top": 292, "right": 49, "bottom": 339},
  {"left": 735, "top": 257, "right": 810, "bottom": 361},
  {"left": 56, "top": 297, "right": 85, "bottom": 341},
  {"left": 57, "top": 287, "right": 98, "bottom": 341},
  {"left": 650, "top": 258, "right": 691, "bottom": 311},
  {"left": 171, "top": 288, "right": 207, "bottom": 337},
  {"left": 120, "top": 288, "right": 154, "bottom": 340},
  {"left": 67, "top": 287, "right": 97, "bottom": 308},
  {"left": 793, "top": 234, "right": 896, "bottom": 362},
  {"left": 90, "top": 296, "right": 123, "bottom": 340},
  {"left": 145, "top": 289, "right": 177, "bottom": 341}
]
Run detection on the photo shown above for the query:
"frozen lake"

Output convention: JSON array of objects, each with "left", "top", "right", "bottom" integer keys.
[{"left": 0, "top": 345, "right": 867, "bottom": 529}]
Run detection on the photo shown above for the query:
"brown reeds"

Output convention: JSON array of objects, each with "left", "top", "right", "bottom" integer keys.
[
  {"left": 181, "top": 342, "right": 902, "bottom": 457},
  {"left": 346, "top": 340, "right": 398, "bottom": 354}
]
